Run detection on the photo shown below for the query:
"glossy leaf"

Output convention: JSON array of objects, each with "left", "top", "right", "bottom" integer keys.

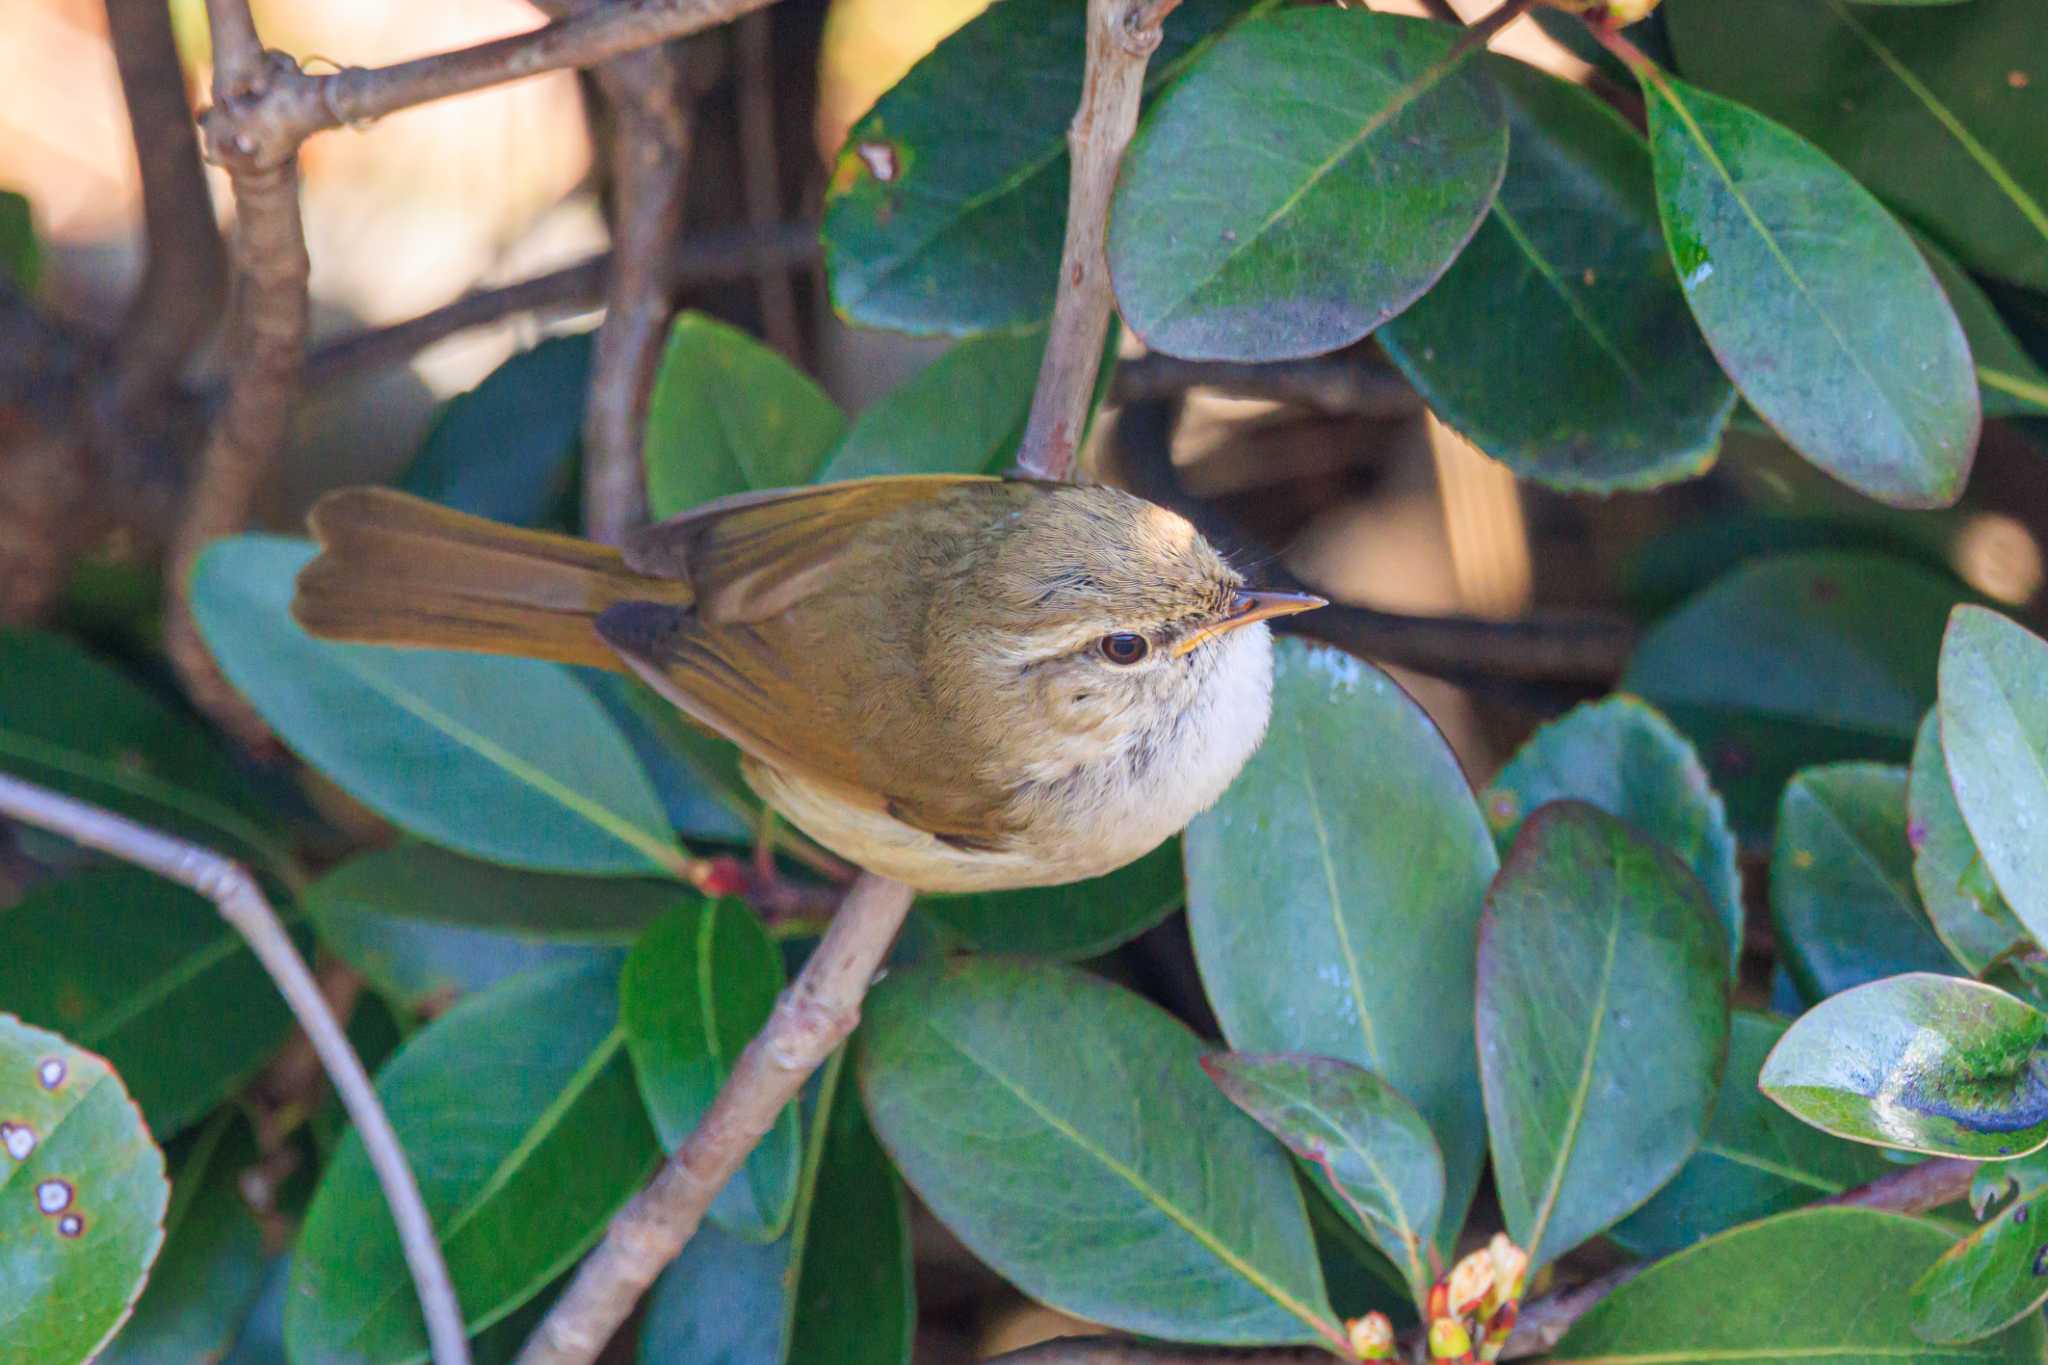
[
  {"left": 1940, "top": 607, "right": 2048, "bottom": 950},
  {"left": 1623, "top": 552, "right": 1966, "bottom": 838},
  {"left": 822, "top": 0, "right": 1251, "bottom": 335},
  {"left": 193, "top": 535, "right": 680, "bottom": 876},
  {"left": 1109, "top": 7, "right": 1506, "bottom": 361},
  {"left": 0, "top": 1013, "right": 168, "bottom": 1364},
  {"left": 0, "top": 188, "right": 38, "bottom": 290},
  {"left": 586, "top": 669, "right": 756, "bottom": 843},
  {"left": 860, "top": 957, "right": 1338, "bottom": 1347},
  {"left": 1380, "top": 58, "right": 1733, "bottom": 492},
  {"left": 1913, "top": 1183, "right": 2048, "bottom": 1344},
  {"left": 1483, "top": 694, "right": 1742, "bottom": 969},
  {"left": 0, "top": 867, "right": 295, "bottom": 1140},
  {"left": 1640, "top": 70, "right": 1979, "bottom": 507},
  {"left": 1773, "top": 764, "right": 1961, "bottom": 999},
  {"left": 621, "top": 902, "right": 799, "bottom": 1242},
  {"left": 818, "top": 331, "right": 1044, "bottom": 481},
  {"left": 918, "top": 837, "right": 1182, "bottom": 960},
  {"left": 1916, "top": 231, "right": 2048, "bottom": 418},
  {"left": 643, "top": 313, "right": 844, "bottom": 518},
  {"left": 1610, "top": 1011, "right": 1893, "bottom": 1257},
  {"left": 1664, "top": 0, "right": 2048, "bottom": 291},
  {"left": 288, "top": 957, "right": 660, "bottom": 1363},
  {"left": 1762, "top": 973, "right": 2048, "bottom": 1158},
  {"left": 1553, "top": 1207, "right": 2046, "bottom": 1363},
  {"left": 1203, "top": 1052, "right": 1443, "bottom": 1298},
  {"left": 1910, "top": 711, "right": 2029, "bottom": 976},
  {"left": 399, "top": 332, "right": 592, "bottom": 526},
  {"left": 1186, "top": 640, "right": 1496, "bottom": 1247},
  {"left": 1479, "top": 802, "right": 1730, "bottom": 1268}
]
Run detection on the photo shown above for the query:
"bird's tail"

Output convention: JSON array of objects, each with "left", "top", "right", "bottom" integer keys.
[{"left": 290, "top": 487, "right": 692, "bottom": 671}]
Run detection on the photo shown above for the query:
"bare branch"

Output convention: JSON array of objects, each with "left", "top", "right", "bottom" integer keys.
[
  {"left": 515, "top": 872, "right": 917, "bottom": 1365},
  {"left": 735, "top": 12, "right": 802, "bottom": 360},
  {"left": 0, "top": 772, "right": 470, "bottom": 1365},
  {"left": 1012, "top": 0, "right": 1183, "bottom": 481}
]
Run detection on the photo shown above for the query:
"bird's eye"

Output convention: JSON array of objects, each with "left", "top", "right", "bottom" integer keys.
[{"left": 1098, "top": 633, "right": 1150, "bottom": 665}]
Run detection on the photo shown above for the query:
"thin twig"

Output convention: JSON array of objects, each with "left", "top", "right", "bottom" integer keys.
[
  {"left": 734, "top": 13, "right": 802, "bottom": 360},
  {"left": 1415, "top": 0, "right": 1465, "bottom": 25},
  {"left": 0, "top": 772, "right": 470, "bottom": 1365},
  {"left": 515, "top": 872, "right": 917, "bottom": 1364},
  {"left": 987, "top": 1343, "right": 1329, "bottom": 1364},
  {"left": 1012, "top": 0, "right": 1184, "bottom": 481}
]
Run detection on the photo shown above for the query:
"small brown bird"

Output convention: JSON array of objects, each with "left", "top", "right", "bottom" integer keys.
[{"left": 291, "top": 475, "right": 1322, "bottom": 892}]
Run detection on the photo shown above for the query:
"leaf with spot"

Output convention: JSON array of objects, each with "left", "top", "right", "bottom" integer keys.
[
  {"left": 1186, "top": 639, "right": 1496, "bottom": 1250},
  {"left": 1915, "top": 230, "right": 2048, "bottom": 419},
  {"left": 620, "top": 902, "right": 799, "bottom": 1242},
  {"left": 1913, "top": 1181, "right": 2048, "bottom": 1345},
  {"left": 1910, "top": 711, "right": 2030, "bottom": 977},
  {"left": 1637, "top": 67, "right": 1979, "bottom": 507},
  {"left": 859, "top": 957, "right": 1340, "bottom": 1348},
  {"left": 1478, "top": 802, "right": 1730, "bottom": 1269},
  {"left": 287, "top": 956, "right": 660, "bottom": 1363},
  {"left": 1379, "top": 57, "right": 1733, "bottom": 492},
  {"left": 0, "top": 1013, "right": 168, "bottom": 1364},
  {"left": 399, "top": 332, "right": 593, "bottom": 527},
  {"left": 917, "top": 837, "right": 1183, "bottom": 960},
  {"left": 1109, "top": 7, "right": 1507, "bottom": 361},
  {"left": 1762, "top": 973, "right": 2048, "bottom": 1159},
  {"left": 1939, "top": 607, "right": 2048, "bottom": 953},
  {"left": 817, "top": 331, "right": 1045, "bottom": 482},
  {"left": 193, "top": 535, "right": 681, "bottom": 877}
]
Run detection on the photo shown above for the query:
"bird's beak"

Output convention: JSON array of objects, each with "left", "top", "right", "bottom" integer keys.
[{"left": 1170, "top": 589, "right": 1328, "bottom": 657}]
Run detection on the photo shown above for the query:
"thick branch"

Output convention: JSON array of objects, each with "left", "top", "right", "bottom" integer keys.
[
  {"left": 515, "top": 872, "right": 917, "bottom": 1365},
  {"left": 0, "top": 773, "right": 469, "bottom": 1365},
  {"left": 1012, "top": 0, "right": 1182, "bottom": 481}
]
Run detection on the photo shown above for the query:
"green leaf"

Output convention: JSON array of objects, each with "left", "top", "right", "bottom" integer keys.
[
  {"left": 1762, "top": 972, "right": 2048, "bottom": 1158},
  {"left": 817, "top": 331, "right": 1044, "bottom": 481},
  {"left": 1186, "top": 640, "right": 1496, "bottom": 1249},
  {"left": 1108, "top": 7, "right": 1507, "bottom": 361},
  {"left": 1623, "top": 552, "right": 1967, "bottom": 839},
  {"left": 0, "top": 188, "right": 39, "bottom": 291},
  {"left": 1479, "top": 802, "right": 1731, "bottom": 1269},
  {"left": 1939, "top": 607, "right": 2048, "bottom": 951},
  {"left": 1552, "top": 1207, "right": 2046, "bottom": 1363},
  {"left": 917, "top": 837, "right": 1182, "bottom": 960},
  {"left": 399, "top": 332, "right": 593, "bottom": 526},
  {"left": 1973, "top": 1147, "right": 2048, "bottom": 1220},
  {"left": 1915, "top": 231, "right": 2048, "bottom": 418},
  {"left": 0, "top": 868, "right": 295, "bottom": 1141},
  {"left": 643, "top": 313, "right": 845, "bottom": 519},
  {"left": 620, "top": 902, "right": 799, "bottom": 1242},
  {"left": 1202, "top": 1052, "right": 1443, "bottom": 1299},
  {"left": 192, "top": 535, "right": 680, "bottom": 877},
  {"left": 1609, "top": 1011, "right": 1893, "bottom": 1258},
  {"left": 1380, "top": 57, "right": 1733, "bottom": 492},
  {"left": 288, "top": 957, "right": 660, "bottom": 1363},
  {"left": 1773, "top": 764, "right": 1962, "bottom": 999},
  {"left": 584, "top": 670, "right": 756, "bottom": 844},
  {"left": 0, "top": 1013, "right": 169, "bottom": 1363},
  {"left": 1482, "top": 694, "right": 1742, "bottom": 971},
  {"left": 821, "top": 0, "right": 1254, "bottom": 335},
  {"left": 1640, "top": 69, "right": 1979, "bottom": 507},
  {"left": 1910, "top": 712, "right": 2030, "bottom": 977},
  {"left": 859, "top": 957, "right": 1338, "bottom": 1347},
  {"left": 0, "top": 629, "right": 285, "bottom": 873},
  {"left": 1913, "top": 1182, "right": 2048, "bottom": 1344},
  {"left": 1664, "top": 0, "right": 2048, "bottom": 291}
]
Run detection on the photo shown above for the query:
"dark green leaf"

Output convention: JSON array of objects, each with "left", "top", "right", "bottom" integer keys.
[
  {"left": 0, "top": 188, "right": 39, "bottom": 290},
  {"left": 1109, "top": 8, "right": 1506, "bottom": 361},
  {"left": 621, "top": 902, "right": 799, "bottom": 1242},
  {"left": 1915, "top": 231, "right": 2048, "bottom": 418},
  {"left": 640, "top": 1220, "right": 789, "bottom": 1364},
  {"left": 817, "top": 332, "right": 1044, "bottom": 481},
  {"left": 1203, "top": 1052, "right": 1443, "bottom": 1298},
  {"left": 1641, "top": 70, "right": 1979, "bottom": 507},
  {"left": 1479, "top": 802, "right": 1730, "bottom": 1268},
  {"left": 860, "top": 957, "right": 1338, "bottom": 1347},
  {"left": 1664, "top": 0, "right": 2048, "bottom": 291},
  {"left": 193, "top": 536, "right": 681, "bottom": 877},
  {"left": 288, "top": 957, "right": 660, "bottom": 1363},
  {"left": 1186, "top": 640, "right": 1496, "bottom": 1248},
  {"left": 1610, "top": 1011, "right": 1893, "bottom": 1258},
  {"left": 1972, "top": 1147, "right": 2048, "bottom": 1220},
  {"left": 1483, "top": 694, "right": 1742, "bottom": 969},
  {"left": 0, "top": 868, "right": 295, "bottom": 1140},
  {"left": 398, "top": 332, "right": 593, "bottom": 526},
  {"left": 1620, "top": 509, "right": 1952, "bottom": 622},
  {"left": 1939, "top": 607, "right": 2048, "bottom": 949},
  {"left": 0, "top": 1013, "right": 168, "bottom": 1363},
  {"left": 917, "top": 837, "right": 1182, "bottom": 960},
  {"left": 822, "top": 0, "right": 1252, "bottom": 335},
  {"left": 1762, "top": 972, "right": 2048, "bottom": 1158},
  {"left": 643, "top": 313, "right": 845, "bottom": 518},
  {"left": 586, "top": 670, "right": 757, "bottom": 844},
  {"left": 1553, "top": 1207, "right": 2046, "bottom": 1363},
  {"left": 1773, "top": 763, "right": 1961, "bottom": 999},
  {"left": 1913, "top": 1182, "right": 2048, "bottom": 1344},
  {"left": 1381, "top": 58, "right": 1733, "bottom": 491},
  {"left": 1910, "top": 711, "right": 2029, "bottom": 976}
]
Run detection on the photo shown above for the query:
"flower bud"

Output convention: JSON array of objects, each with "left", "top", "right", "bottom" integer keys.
[
  {"left": 1429, "top": 1316, "right": 1476, "bottom": 1361},
  {"left": 1427, "top": 1279, "right": 1451, "bottom": 1322},
  {"left": 1348, "top": 1312, "right": 1396, "bottom": 1360},
  {"left": 1448, "top": 1248, "right": 1496, "bottom": 1316},
  {"left": 1480, "top": 1300, "right": 1520, "bottom": 1362},
  {"left": 1546, "top": 0, "right": 1662, "bottom": 24},
  {"left": 1487, "top": 1232, "right": 1530, "bottom": 1306}
]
